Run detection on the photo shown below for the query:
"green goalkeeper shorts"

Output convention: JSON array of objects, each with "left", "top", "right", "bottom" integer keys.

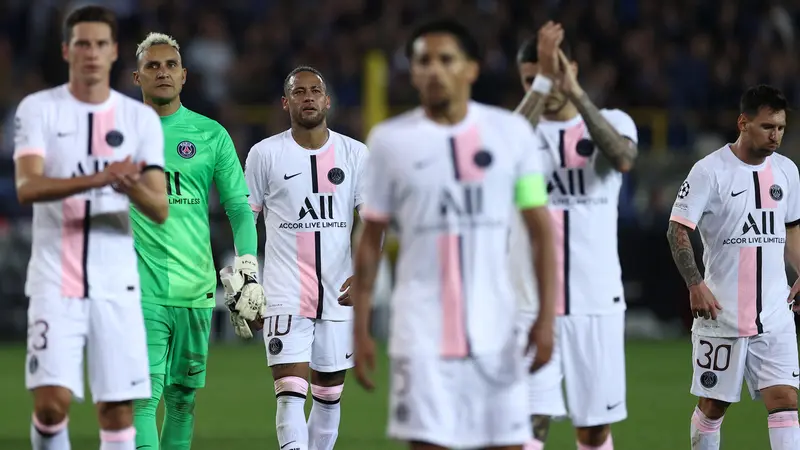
[{"left": 142, "top": 303, "right": 213, "bottom": 389}]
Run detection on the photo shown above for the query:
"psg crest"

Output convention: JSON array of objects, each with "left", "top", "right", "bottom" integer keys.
[
  {"left": 268, "top": 337, "right": 283, "bottom": 355},
  {"left": 328, "top": 167, "right": 345, "bottom": 185},
  {"left": 473, "top": 149, "right": 493, "bottom": 168},
  {"left": 177, "top": 141, "right": 196, "bottom": 159},
  {"left": 700, "top": 371, "right": 717, "bottom": 388},
  {"left": 105, "top": 130, "right": 124, "bottom": 147},
  {"left": 770, "top": 184, "right": 783, "bottom": 201}
]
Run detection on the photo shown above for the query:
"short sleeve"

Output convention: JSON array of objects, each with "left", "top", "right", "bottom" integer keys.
[
  {"left": 602, "top": 109, "right": 639, "bottom": 144},
  {"left": 213, "top": 126, "right": 249, "bottom": 204},
  {"left": 785, "top": 161, "right": 800, "bottom": 226},
  {"left": 13, "top": 96, "right": 47, "bottom": 160},
  {"left": 244, "top": 145, "right": 268, "bottom": 214},
  {"left": 360, "top": 128, "right": 393, "bottom": 223},
  {"left": 670, "top": 163, "right": 712, "bottom": 230},
  {"left": 353, "top": 143, "right": 368, "bottom": 208},
  {"left": 136, "top": 106, "right": 165, "bottom": 170}
]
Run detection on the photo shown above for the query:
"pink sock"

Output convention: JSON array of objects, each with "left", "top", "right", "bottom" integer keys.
[
  {"left": 524, "top": 439, "right": 545, "bottom": 450},
  {"left": 578, "top": 433, "right": 613, "bottom": 450},
  {"left": 768, "top": 410, "right": 800, "bottom": 450}
]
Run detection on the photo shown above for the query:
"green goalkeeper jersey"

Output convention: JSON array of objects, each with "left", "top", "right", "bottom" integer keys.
[{"left": 132, "top": 105, "right": 257, "bottom": 308}]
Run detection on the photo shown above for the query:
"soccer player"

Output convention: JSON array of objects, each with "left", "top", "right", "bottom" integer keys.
[
  {"left": 352, "top": 18, "right": 557, "bottom": 450},
  {"left": 130, "top": 32, "right": 263, "bottom": 450},
  {"left": 510, "top": 23, "right": 640, "bottom": 450},
  {"left": 15, "top": 6, "right": 168, "bottom": 450},
  {"left": 244, "top": 66, "right": 367, "bottom": 450},
  {"left": 667, "top": 85, "right": 800, "bottom": 450}
]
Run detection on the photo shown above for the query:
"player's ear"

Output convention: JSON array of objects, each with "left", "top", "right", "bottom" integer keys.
[
  {"left": 111, "top": 42, "right": 118, "bottom": 63},
  {"left": 281, "top": 96, "right": 289, "bottom": 111},
  {"left": 465, "top": 60, "right": 479, "bottom": 84},
  {"left": 132, "top": 70, "right": 140, "bottom": 86},
  {"left": 737, "top": 114, "right": 747, "bottom": 133},
  {"left": 325, "top": 95, "right": 331, "bottom": 110},
  {"left": 61, "top": 42, "right": 69, "bottom": 63},
  {"left": 181, "top": 68, "right": 187, "bottom": 85}
]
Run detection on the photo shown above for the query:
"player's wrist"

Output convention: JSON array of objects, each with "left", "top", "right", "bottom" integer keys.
[{"left": 531, "top": 74, "right": 554, "bottom": 95}]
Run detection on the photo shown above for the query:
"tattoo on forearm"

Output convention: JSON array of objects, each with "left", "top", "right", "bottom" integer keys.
[
  {"left": 572, "top": 91, "right": 637, "bottom": 170},
  {"left": 531, "top": 415, "right": 551, "bottom": 442},
  {"left": 666, "top": 221, "right": 703, "bottom": 287},
  {"left": 354, "top": 249, "right": 380, "bottom": 297},
  {"left": 515, "top": 90, "right": 548, "bottom": 128}
]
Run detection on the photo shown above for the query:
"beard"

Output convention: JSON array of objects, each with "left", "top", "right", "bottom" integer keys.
[{"left": 293, "top": 110, "right": 326, "bottom": 129}]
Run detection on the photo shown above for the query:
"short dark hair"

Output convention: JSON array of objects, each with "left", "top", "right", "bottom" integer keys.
[
  {"left": 283, "top": 66, "right": 327, "bottom": 95},
  {"left": 404, "top": 18, "right": 480, "bottom": 61},
  {"left": 740, "top": 85, "right": 788, "bottom": 117},
  {"left": 516, "top": 35, "right": 573, "bottom": 65},
  {"left": 63, "top": 5, "right": 118, "bottom": 43}
]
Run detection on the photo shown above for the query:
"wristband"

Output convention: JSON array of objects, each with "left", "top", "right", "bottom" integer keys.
[{"left": 531, "top": 75, "right": 553, "bottom": 95}]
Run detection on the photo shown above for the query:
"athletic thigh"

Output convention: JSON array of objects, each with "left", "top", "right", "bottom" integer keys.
[
  {"left": 689, "top": 333, "right": 747, "bottom": 404},
  {"left": 310, "top": 319, "right": 354, "bottom": 373},
  {"left": 561, "top": 313, "right": 627, "bottom": 427},
  {"left": 168, "top": 307, "right": 213, "bottom": 388},
  {"left": 264, "top": 315, "right": 314, "bottom": 367},
  {"left": 745, "top": 324, "right": 800, "bottom": 400},
  {"left": 141, "top": 302, "right": 171, "bottom": 378},
  {"left": 87, "top": 296, "right": 151, "bottom": 403},
  {"left": 26, "top": 296, "right": 88, "bottom": 401}
]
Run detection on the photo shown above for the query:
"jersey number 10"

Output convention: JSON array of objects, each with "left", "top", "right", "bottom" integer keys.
[{"left": 165, "top": 171, "right": 182, "bottom": 196}]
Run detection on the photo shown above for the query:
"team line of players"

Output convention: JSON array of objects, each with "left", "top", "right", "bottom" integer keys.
[{"left": 14, "top": 6, "right": 800, "bottom": 450}]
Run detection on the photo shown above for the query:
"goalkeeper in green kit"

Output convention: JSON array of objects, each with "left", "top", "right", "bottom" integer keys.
[{"left": 130, "top": 32, "right": 266, "bottom": 449}]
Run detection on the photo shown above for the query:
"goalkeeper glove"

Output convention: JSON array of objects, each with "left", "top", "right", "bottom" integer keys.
[{"left": 219, "top": 255, "right": 266, "bottom": 339}]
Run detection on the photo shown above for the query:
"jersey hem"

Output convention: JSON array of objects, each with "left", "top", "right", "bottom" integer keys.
[{"left": 141, "top": 295, "right": 216, "bottom": 309}]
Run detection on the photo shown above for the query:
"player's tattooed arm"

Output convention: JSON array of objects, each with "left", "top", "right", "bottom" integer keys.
[
  {"left": 531, "top": 415, "right": 552, "bottom": 442},
  {"left": 666, "top": 221, "right": 703, "bottom": 287},
  {"left": 569, "top": 91, "right": 637, "bottom": 173},
  {"left": 514, "top": 90, "right": 548, "bottom": 128}
]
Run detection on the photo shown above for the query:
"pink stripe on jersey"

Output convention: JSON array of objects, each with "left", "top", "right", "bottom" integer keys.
[
  {"left": 315, "top": 144, "right": 337, "bottom": 193},
  {"left": 550, "top": 209, "right": 566, "bottom": 316},
  {"left": 768, "top": 411, "right": 800, "bottom": 428},
  {"left": 60, "top": 197, "right": 86, "bottom": 298},
  {"left": 452, "top": 125, "right": 485, "bottom": 182},
  {"left": 13, "top": 147, "right": 45, "bottom": 160},
  {"left": 758, "top": 161, "right": 778, "bottom": 209},
  {"left": 296, "top": 232, "right": 319, "bottom": 318},
  {"left": 438, "top": 234, "right": 468, "bottom": 358},
  {"left": 91, "top": 107, "right": 116, "bottom": 157},
  {"left": 563, "top": 121, "right": 588, "bottom": 169},
  {"left": 670, "top": 215, "right": 697, "bottom": 231},
  {"left": 737, "top": 246, "right": 758, "bottom": 336}
]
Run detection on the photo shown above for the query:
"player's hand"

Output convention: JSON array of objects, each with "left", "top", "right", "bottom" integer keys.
[
  {"left": 787, "top": 278, "right": 800, "bottom": 313},
  {"left": 526, "top": 316, "right": 554, "bottom": 373},
  {"left": 338, "top": 276, "right": 353, "bottom": 306},
  {"left": 354, "top": 332, "right": 376, "bottom": 391},
  {"left": 229, "top": 255, "right": 266, "bottom": 322},
  {"left": 536, "top": 21, "right": 564, "bottom": 78},
  {"left": 689, "top": 282, "right": 723, "bottom": 320},
  {"left": 556, "top": 50, "right": 584, "bottom": 99},
  {"left": 100, "top": 156, "right": 141, "bottom": 190}
]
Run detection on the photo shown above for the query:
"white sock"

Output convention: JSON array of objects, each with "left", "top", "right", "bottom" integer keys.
[
  {"left": 99, "top": 427, "right": 135, "bottom": 450},
  {"left": 308, "top": 384, "right": 343, "bottom": 450},
  {"left": 524, "top": 439, "right": 545, "bottom": 450},
  {"left": 768, "top": 410, "right": 800, "bottom": 450},
  {"left": 275, "top": 376, "right": 309, "bottom": 450},
  {"left": 690, "top": 407, "right": 722, "bottom": 450},
  {"left": 31, "top": 414, "right": 70, "bottom": 450}
]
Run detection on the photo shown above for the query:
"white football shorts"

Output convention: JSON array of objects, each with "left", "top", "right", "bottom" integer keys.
[
  {"left": 387, "top": 335, "right": 531, "bottom": 448},
  {"left": 690, "top": 319, "right": 800, "bottom": 403},
  {"left": 25, "top": 295, "right": 151, "bottom": 403},
  {"left": 520, "top": 312, "right": 627, "bottom": 427},
  {"left": 263, "top": 315, "right": 354, "bottom": 373}
]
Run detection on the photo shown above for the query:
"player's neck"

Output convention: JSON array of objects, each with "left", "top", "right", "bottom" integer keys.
[
  {"left": 291, "top": 123, "right": 329, "bottom": 150},
  {"left": 144, "top": 96, "right": 181, "bottom": 117},
  {"left": 424, "top": 100, "right": 469, "bottom": 125},
  {"left": 544, "top": 102, "right": 579, "bottom": 122},
  {"left": 67, "top": 77, "right": 111, "bottom": 104},
  {"left": 730, "top": 139, "right": 767, "bottom": 166}
]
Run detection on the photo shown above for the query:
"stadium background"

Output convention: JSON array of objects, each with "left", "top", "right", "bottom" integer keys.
[{"left": 1, "top": 0, "right": 799, "bottom": 448}]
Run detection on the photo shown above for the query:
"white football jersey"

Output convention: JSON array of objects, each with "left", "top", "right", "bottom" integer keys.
[
  {"left": 510, "top": 110, "right": 638, "bottom": 316},
  {"left": 670, "top": 146, "right": 800, "bottom": 338},
  {"left": 246, "top": 129, "right": 367, "bottom": 321},
  {"left": 362, "top": 102, "right": 546, "bottom": 358},
  {"left": 13, "top": 85, "right": 165, "bottom": 300}
]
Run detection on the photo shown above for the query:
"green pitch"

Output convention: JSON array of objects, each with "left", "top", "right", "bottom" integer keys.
[{"left": 0, "top": 340, "right": 773, "bottom": 449}]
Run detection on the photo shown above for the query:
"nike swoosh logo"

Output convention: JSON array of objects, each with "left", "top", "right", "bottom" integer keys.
[
  {"left": 136, "top": 446, "right": 152, "bottom": 449},
  {"left": 412, "top": 160, "right": 434, "bottom": 170},
  {"left": 280, "top": 441, "right": 296, "bottom": 449},
  {"left": 346, "top": 352, "right": 354, "bottom": 359},
  {"left": 284, "top": 173, "right": 301, "bottom": 180},
  {"left": 793, "top": 371, "right": 799, "bottom": 377},
  {"left": 606, "top": 401, "right": 622, "bottom": 410},
  {"left": 57, "top": 132, "right": 74, "bottom": 137},
  {"left": 188, "top": 368, "right": 205, "bottom": 376},
  {"left": 731, "top": 190, "right": 747, "bottom": 197}
]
